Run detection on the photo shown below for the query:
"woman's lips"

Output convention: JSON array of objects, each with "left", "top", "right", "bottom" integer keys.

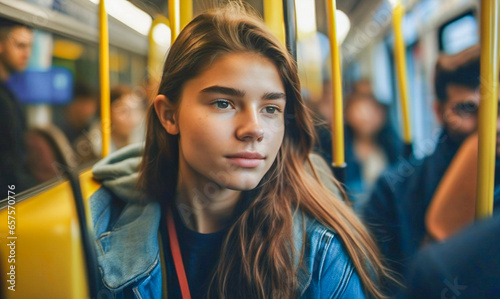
[
  {"left": 226, "top": 157, "right": 264, "bottom": 168},
  {"left": 226, "top": 152, "right": 265, "bottom": 168}
]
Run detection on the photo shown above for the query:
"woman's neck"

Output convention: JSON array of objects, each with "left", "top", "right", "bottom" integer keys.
[{"left": 174, "top": 180, "right": 241, "bottom": 234}]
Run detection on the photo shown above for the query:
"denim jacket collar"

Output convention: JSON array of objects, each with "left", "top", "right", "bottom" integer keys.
[
  {"left": 91, "top": 189, "right": 314, "bottom": 294},
  {"left": 90, "top": 143, "right": 357, "bottom": 297}
]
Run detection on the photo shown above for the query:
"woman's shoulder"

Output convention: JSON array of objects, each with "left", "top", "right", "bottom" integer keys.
[
  {"left": 89, "top": 142, "right": 156, "bottom": 230},
  {"left": 89, "top": 143, "right": 162, "bottom": 284},
  {"left": 294, "top": 211, "right": 366, "bottom": 298},
  {"left": 89, "top": 186, "right": 162, "bottom": 292},
  {"left": 293, "top": 210, "right": 340, "bottom": 246},
  {"left": 295, "top": 212, "right": 354, "bottom": 269},
  {"left": 90, "top": 186, "right": 159, "bottom": 231}
]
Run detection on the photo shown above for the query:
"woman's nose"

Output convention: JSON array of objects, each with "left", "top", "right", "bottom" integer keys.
[{"left": 235, "top": 108, "right": 264, "bottom": 142}]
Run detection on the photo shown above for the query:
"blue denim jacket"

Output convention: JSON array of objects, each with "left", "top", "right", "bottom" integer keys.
[{"left": 90, "top": 144, "right": 366, "bottom": 298}]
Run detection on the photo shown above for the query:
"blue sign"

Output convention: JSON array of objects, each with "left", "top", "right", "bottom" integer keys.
[{"left": 7, "top": 67, "right": 74, "bottom": 105}]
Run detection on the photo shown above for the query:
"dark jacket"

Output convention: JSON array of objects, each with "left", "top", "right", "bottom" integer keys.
[
  {"left": 406, "top": 214, "right": 500, "bottom": 298},
  {"left": 0, "top": 82, "right": 32, "bottom": 191},
  {"left": 360, "top": 131, "right": 462, "bottom": 294}
]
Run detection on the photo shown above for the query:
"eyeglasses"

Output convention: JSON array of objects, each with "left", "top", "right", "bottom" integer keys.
[{"left": 452, "top": 101, "right": 479, "bottom": 117}]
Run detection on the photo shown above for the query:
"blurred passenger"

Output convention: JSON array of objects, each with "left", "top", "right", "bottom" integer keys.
[
  {"left": 110, "top": 85, "right": 144, "bottom": 148},
  {"left": 129, "top": 83, "right": 148, "bottom": 144},
  {"left": 410, "top": 91, "right": 500, "bottom": 299},
  {"left": 352, "top": 79, "right": 374, "bottom": 95},
  {"left": 0, "top": 19, "right": 34, "bottom": 191},
  {"left": 344, "top": 92, "right": 403, "bottom": 205},
  {"left": 426, "top": 103, "right": 500, "bottom": 240},
  {"left": 406, "top": 213, "right": 500, "bottom": 298},
  {"left": 314, "top": 83, "right": 403, "bottom": 207},
  {"left": 90, "top": 85, "right": 144, "bottom": 156},
  {"left": 25, "top": 124, "right": 77, "bottom": 183},
  {"left": 60, "top": 82, "right": 98, "bottom": 143},
  {"left": 55, "top": 81, "right": 99, "bottom": 165},
  {"left": 360, "top": 45, "right": 481, "bottom": 295},
  {"left": 89, "top": 6, "right": 394, "bottom": 298}
]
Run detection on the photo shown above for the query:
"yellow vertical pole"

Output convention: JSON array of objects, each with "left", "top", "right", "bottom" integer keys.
[
  {"left": 476, "top": 0, "right": 500, "bottom": 219},
  {"left": 148, "top": 17, "right": 159, "bottom": 78},
  {"left": 169, "top": 0, "right": 180, "bottom": 45},
  {"left": 99, "top": 0, "right": 110, "bottom": 157},
  {"left": 148, "top": 16, "right": 170, "bottom": 98},
  {"left": 326, "top": 1, "right": 345, "bottom": 169},
  {"left": 263, "top": 0, "right": 285, "bottom": 46},
  {"left": 180, "top": 0, "right": 193, "bottom": 30},
  {"left": 392, "top": 1, "right": 412, "bottom": 146}
]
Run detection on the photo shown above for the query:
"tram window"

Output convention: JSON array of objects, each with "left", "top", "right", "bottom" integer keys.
[
  {"left": 439, "top": 12, "right": 478, "bottom": 55},
  {"left": 371, "top": 41, "right": 392, "bottom": 105},
  {"left": 52, "top": 36, "right": 99, "bottom": 89}
]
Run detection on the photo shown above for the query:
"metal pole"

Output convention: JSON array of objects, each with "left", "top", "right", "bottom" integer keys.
[
  {"left": 180, "top": 0, "right": 192, "bottom": 30},
  {"left": 326, "top": 0, "right": 346, "bottom": 182},
  {"left": 263, "top": 0, "right": 285, "bottom": 46},
  {"left": 99, "top": 0, "right": 110, "bottom": 157},
  {"left": 476, "top": 0, "right": 499, "bottom": 219},
  {"left": 282, "top": 0, "right": 297, "bottom": 60},
  {"left": 392, "top": 0, "right": 413, "bottom": 157},
  {"left": 169, "top": 0, "right": 180, "bottom": 45}
]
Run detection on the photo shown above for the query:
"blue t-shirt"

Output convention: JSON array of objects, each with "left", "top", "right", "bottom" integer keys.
[{"left": 160, "top": 206, "right": 229, "bottom": 299}]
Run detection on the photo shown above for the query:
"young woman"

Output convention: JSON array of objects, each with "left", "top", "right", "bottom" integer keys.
[{"left": 90, "top": 5, "right": 391, "bottom": 298}]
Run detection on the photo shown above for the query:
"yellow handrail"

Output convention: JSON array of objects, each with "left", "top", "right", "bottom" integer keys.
[
  {"left": 169, "top": 0, "right": 180, "bottom": 45},
  {"left": 476, "top": 0, "right": 500, "bottom": 219},
  {"left": 392, "top": 1, "right": 412, "bottom": 145},
  {"left": 263, "top": 0, "right": 285, "bottom": 46},
  {"left": 148, "top": 16, "right": 170, "bottom": 85},
  {"left": 99, "top": 0, "right": 110, "bottom": 157},
  {"left": 180, "top": 0, "right": 193, "bottom": 31},
  {"left": 326, "top": 0, "right": 345, "bottom": 168}
]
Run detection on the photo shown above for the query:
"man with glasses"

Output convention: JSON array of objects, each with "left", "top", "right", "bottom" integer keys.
[
  {"left": 433, "top": 46, "right": 481, "bottom": 143},
  {"left": 360, "top": 45, "right": 481, "bottom": 296}
]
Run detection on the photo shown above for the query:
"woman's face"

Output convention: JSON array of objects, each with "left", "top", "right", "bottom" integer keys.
[
  {"left": 111, "top": 93, "right": 143, "bottom": 137},
  {"left": 168, "top": 52, "right": 286, "bottom": 191}
]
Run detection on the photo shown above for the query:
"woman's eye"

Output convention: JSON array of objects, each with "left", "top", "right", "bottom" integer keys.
[
  {"left": 263, "top": 106, "right": 280, "bottom": 114},
  {"left": 213, "top": 100, "right": 232, "bottom": 110}
]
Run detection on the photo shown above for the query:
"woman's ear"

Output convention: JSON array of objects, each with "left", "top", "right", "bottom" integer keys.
[{"left": 154, "top": 95, "right": 179, "bottom": 135}]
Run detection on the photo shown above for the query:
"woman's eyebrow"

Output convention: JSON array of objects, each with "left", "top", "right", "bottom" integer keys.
[
  {"left": 201, "top": 85, "right": 245, "bottom": 97},
  {"left": 263, "top": 92, "right": 286, "bottom": 100},
  {"left": 200, "top": 85, "right": 285, "bottom": 100}
]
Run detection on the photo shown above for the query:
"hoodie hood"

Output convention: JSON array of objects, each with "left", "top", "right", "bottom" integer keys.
[{"left": 92, "top": 142, "right": 146, "bottom": 203}]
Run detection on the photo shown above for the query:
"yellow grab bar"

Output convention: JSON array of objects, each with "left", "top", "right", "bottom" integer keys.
[
  {"left": 180, "top": 0, "right": 193, "bottom": 31},
  {"left": 476, "top": 0, "right": 500, "bottom": 219},
  {"left": 169, "top": 0, "right": 180, "bottom": 45},
  {"left": 263, "top": 0, "right": 285, "bottom": 46},
  {"left": 326, "top": 0, "right": 345, "bottom": 168},
  {"left": 99, "top": 0, "right": 110, "bottom": 157},
  {"left": 148, "top": 16, "right": 171, "bottom": 80},
  {"left": 392, "top": 1, "right": 412, "bottom": 145}
]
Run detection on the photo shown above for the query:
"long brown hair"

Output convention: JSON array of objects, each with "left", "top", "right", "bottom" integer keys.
[{"left": 139, "top": 4, "right": 391, "bottom": 298}]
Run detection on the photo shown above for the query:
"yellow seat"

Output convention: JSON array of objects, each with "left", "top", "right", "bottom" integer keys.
[{"left": 0, "top": 169, "right": 101, "bottom": 298}]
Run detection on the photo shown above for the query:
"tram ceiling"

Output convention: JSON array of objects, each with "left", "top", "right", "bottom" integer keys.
[
  {"left": 127, "top": 0, "right": 377, "bottom": 42},
  {"left": 127, "top": 0, "right": 263, "bottom": 17},
  {"left": 127, "top": 0, "right": 167, "bottom": 17},
  {"left": 128, "top": 0, "right": 367, "bottom": 23}
]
